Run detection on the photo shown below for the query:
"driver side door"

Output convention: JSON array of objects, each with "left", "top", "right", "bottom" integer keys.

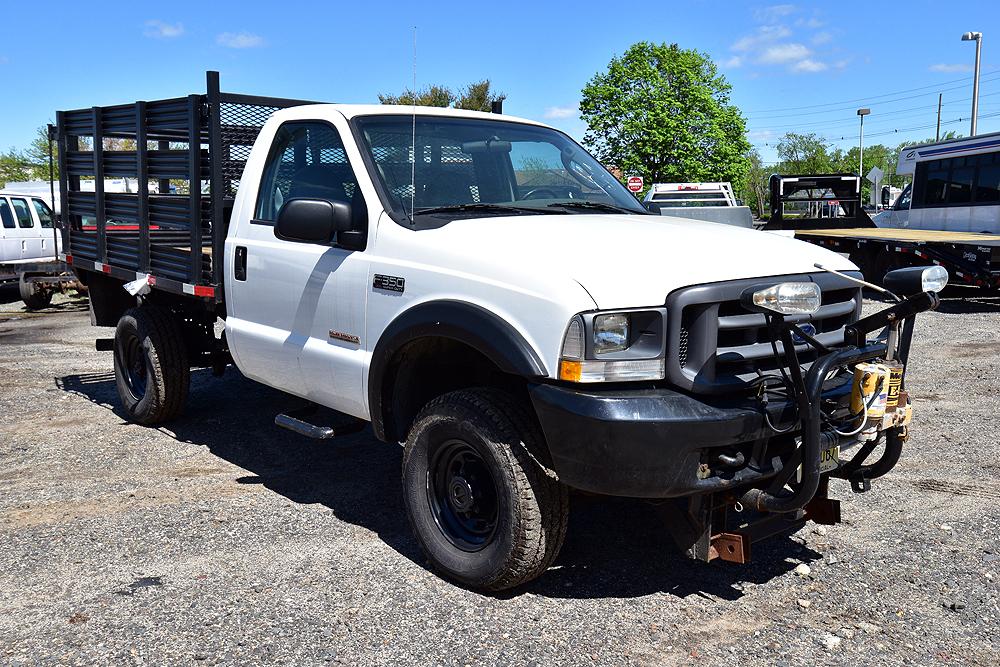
[{"left": 226, "top": 120, "right": 370, "bottom": 418}]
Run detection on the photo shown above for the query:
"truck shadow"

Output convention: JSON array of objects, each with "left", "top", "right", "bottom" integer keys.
[{"left": 55, "top": 367, "right": 818, "bottom": 601}]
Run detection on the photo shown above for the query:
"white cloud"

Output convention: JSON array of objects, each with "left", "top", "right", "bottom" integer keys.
[
  {"left": 755, "top": 4, "right": 796, "bottom": 22},
  {"left": 732, "top": 25, "right": 791, "bottom": 52},
  {"left": 543, "top": 105, "right": 578, "bottom": 120},
  {"left": 929, "top": 63, "right": 973, "bottom": 73},
  {"left": 216, "top": 31, "right": 265, "bottom": 49},
  {"left": 758, "top": 43, "right": 811, "bottom": 65},
  {"left": 144, "top": 20, "right": 184, "bottom": 39},
  {"left": 796, "top": 17, "right": 824, "bottom": 28},
  {"left": 791, "top": 58, "right": 828, "bottom": 73},
  {"left": 812, "top": 31, "right": 832, "bottom": 45},
  {"left": 721, "top": 55, "right": 744, "bottom": 68}
]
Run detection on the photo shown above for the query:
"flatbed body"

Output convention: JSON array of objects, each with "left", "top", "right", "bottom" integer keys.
[
  {"left": 794, "top": 227, "right": 1000, "bottom": 246},
  {"left": 766, "top": 174, "right": 1000, "bottom": 289}
]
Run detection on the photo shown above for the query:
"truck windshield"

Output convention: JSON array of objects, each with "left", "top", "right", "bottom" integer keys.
[{"left": 354, "top": 115, "right": 646, "bottom": 225}]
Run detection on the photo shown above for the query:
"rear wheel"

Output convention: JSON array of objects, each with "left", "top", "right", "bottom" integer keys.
[
  {"left": 113, "top": 305, "right": 189, "bottom": 424},
  {"left": 19, "top": 273, "right": 52, "bottom": 310},
  {"left": 402, "top": 388, "right": 569, "bottom": 591}
]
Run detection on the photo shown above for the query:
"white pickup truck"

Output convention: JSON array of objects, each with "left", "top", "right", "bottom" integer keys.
[{"left": 58, "top": 73, "right": 945, "bottom": 591}]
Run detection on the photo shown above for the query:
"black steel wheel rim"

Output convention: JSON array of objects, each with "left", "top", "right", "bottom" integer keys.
[
  {"left": 116, "top": 330, "right": 148, "bottom": 401},
  {"left": 427, "top": 439, "right": 500, "bottom": 552}
]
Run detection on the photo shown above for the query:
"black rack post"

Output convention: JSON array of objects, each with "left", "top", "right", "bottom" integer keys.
[
  {"left": 135, "top": 101, "right": 150, "bottom": 273},
  {"left": 55, "top": 111, "right": 75, "bottom": 253},
  {"left": 207, "top": 71, "right": 225, "bottom": 287},
  {"left": 92, "top": 107, "right": 106, "bottom": 265},
  {"left": 187, "top": 94, "right": 203, "bottom": 283}
]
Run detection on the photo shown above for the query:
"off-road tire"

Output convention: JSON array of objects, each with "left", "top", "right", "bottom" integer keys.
[
  {"left": 19, "top": 273, "right": 52, "bottom": 310},
  {"left": 113, "top": 305, "right": 189, "bottom": 424},
  {"left": 402, "top": 388, "right": 569, "bottom": 591}
]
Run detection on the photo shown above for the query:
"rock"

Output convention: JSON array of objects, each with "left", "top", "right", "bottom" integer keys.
[
  {"left": 796, "top": 599, "right": 811, "bottom": 609},
  {"left": 837, "top": 628, "right": 855, "bottom": 639},
  {"left": 812, "top": 526, "right": 828, "bottom": 536},
  {"left": 943, "top": 599, "right": 966, "bottom": 611},
  {"left": 855, "top": 621, "right": 881, "bottom": 634},
  {"left": 939, "top": 524, "right": 953, "bottom": 531},
  {"left": 794, "top": 564, "right": 811, "bottom": 577},
  {"left": 820, "top": 634, "right": 842, "bottom": 650}
]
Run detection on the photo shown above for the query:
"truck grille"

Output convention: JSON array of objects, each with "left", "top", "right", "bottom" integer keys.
[{"left": 665, "top": 272, "right": 863, "bottom": 394}]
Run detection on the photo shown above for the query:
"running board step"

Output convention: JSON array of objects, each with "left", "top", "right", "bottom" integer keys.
[{"left": 274, "top": 405, "right": 366, "bottom": 440}]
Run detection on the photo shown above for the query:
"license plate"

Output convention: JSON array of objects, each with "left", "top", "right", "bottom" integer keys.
[{"left": 819, "top": 445, "right": 840, "bottom": 473}]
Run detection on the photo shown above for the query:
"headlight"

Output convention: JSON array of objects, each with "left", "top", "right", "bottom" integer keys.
[
  {"left": 558, "top": 310, "right": 665, "bottom": 382},
  {"left": 593, "top": 313, "right": 629, "bottom": 354},
  {"left": 741, "top": 282, "right": 821, "bottom": 315}
]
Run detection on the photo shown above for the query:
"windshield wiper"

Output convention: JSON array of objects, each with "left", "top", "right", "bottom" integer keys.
[
  {"left": 545, "top": 201, "right": 644, "bottom": 214},
  {"left": 414, "top": 203, "right": 545, "bottom": 217}
]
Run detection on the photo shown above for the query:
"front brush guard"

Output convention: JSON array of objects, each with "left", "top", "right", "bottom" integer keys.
[{"left": 738, "top": 290, "right": 939, "bottom": 513}]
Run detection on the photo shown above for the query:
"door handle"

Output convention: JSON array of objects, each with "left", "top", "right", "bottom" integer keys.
[{"left": 235, "top": 246, "right": 247, "bottom": 281}]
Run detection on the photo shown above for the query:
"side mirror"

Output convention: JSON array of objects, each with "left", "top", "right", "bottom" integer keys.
[
  {"left": 883, "top": 265, "right": 949, "bottom": 296},
  {"left": 880, "top": 187, "right": 890, "bottom": 207},
  {"left": 275, "top": 198, "right": 353, "bottom": 244}
]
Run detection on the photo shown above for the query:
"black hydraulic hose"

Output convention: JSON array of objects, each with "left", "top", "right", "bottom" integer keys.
[
  {"left": 740, "top": 343, "right": 887, "bottom": 513},
  {"left": 833, "top": 427, "right": 905, "bottom": 482}
]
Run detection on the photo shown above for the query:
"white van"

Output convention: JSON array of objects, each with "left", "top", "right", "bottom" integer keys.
[{"left": 0, "top": 193, "right": 60, "bottom": 263}]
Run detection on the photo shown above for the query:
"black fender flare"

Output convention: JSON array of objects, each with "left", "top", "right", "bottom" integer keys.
[{"left": 368, "top": 300, "right": 547, "bottom": 441}]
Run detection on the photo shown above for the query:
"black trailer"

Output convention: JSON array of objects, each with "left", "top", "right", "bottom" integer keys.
[
  {"left": 764, "top": 174, "right": 1000, "bottom": 289},
  {"left": 56, "top": 71, "right": 314, "bottom": 318}
]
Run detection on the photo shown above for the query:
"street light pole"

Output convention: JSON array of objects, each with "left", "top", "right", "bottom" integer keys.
[
  {"left": 962, "top": 31, "right": 983, "bottom": 136},
  {"left": 857, "top": 108, "right": 870, "bottom": 180}
]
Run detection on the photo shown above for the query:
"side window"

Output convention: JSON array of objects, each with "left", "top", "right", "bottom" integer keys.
[
  {"left": 10, "top": 198, "right": 34, "bottom": 228},
  {"left": 255, "top": 122, "right": 359, "bottom": 222},
  {"left": 975, "top": 162, "right": 1000, "bottom": 203},
  {"left": 0, "top": 199, "right": 14, "bottom": 229},
  {"left": 32, "top": 199, "right": 54, "bottom": 228}
]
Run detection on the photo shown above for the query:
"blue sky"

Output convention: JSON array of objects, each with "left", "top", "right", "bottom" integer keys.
[{"left": 1, "top": 0, "right": 997, "bottom": 166}]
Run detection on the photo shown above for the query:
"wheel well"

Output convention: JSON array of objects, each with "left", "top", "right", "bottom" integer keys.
[{"left": 380, "top": 337, "right": 527, "bottom": 443}]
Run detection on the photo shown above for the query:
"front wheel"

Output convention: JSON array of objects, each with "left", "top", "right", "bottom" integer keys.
[
  {"left": 113, "top": 305, "right": 189, "bottom": 424},
  {"left": 402, "top": 388, "right": 569, "bottom": 591}
]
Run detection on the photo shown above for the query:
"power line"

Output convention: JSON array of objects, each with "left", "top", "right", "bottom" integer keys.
[
  {"left": 745, "top": 73, "right": 1000, "bottom": 121},
  {"left": 744, "top": 68, "right": 1000, "bottom": 115},
  {"left": 747, "top": 90, "right": 1000, "bottom": 131}
]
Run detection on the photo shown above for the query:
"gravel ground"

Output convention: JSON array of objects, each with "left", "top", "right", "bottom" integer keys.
[{"left": 0, "top": 284, "right": 998, "bottom": 666}]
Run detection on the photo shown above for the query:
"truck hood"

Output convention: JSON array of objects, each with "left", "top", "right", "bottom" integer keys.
[{"left": 428, "top": 214, "right": 857, "bottom": 309}]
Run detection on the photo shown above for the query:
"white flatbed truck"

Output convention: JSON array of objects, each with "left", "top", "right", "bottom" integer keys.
[{"left": 57, "top": 73, "right": 945, "bottom": 590}]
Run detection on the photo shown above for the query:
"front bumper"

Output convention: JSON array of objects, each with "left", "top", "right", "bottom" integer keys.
[
  {"left": 528, "top": 382, "right": 801, "bottom": 498},
  {"left": 529, "top": 347, "right": 881, "bottom": 499}
]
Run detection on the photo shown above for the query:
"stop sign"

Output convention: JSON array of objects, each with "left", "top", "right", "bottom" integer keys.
[{"left": 627, "top": 176, "right": 644, "bottom": 193}]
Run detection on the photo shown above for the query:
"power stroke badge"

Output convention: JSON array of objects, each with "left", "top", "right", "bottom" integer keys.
[{"left": 373, "top": 274, "right": 405, "bottom": 293}]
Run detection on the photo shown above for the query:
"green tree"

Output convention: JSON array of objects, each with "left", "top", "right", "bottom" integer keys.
[
  {"left": 742, "top": 148, "right": 770, "bottom": 219},
  {"left": 579, "top": 42, "right": 751, "bottom": 192},
  {"left": 774, "top": 132, "right": 836, "bottom": 174},
  {"left": 378, "top": 85, "right": 456, "bottom": 107},
  {"left": 0, "top": 149, "right": 32, "bottom": 188},
  {"left": 379, "top": 80, "right": 505, "bottom": 112},
  {"left": 455, "top": 80, "right": 505, "bottom": 112}
]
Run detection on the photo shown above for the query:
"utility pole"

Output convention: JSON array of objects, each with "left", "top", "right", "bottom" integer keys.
[
  {"left": 962, "top": 31, "right": 983, "bottom": 136},
  {"left": 857, "top": 108, "right": 870, "bottom": 180},
  {"left": 936, "top": 93, "right": 942, "bottom": 141}
]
